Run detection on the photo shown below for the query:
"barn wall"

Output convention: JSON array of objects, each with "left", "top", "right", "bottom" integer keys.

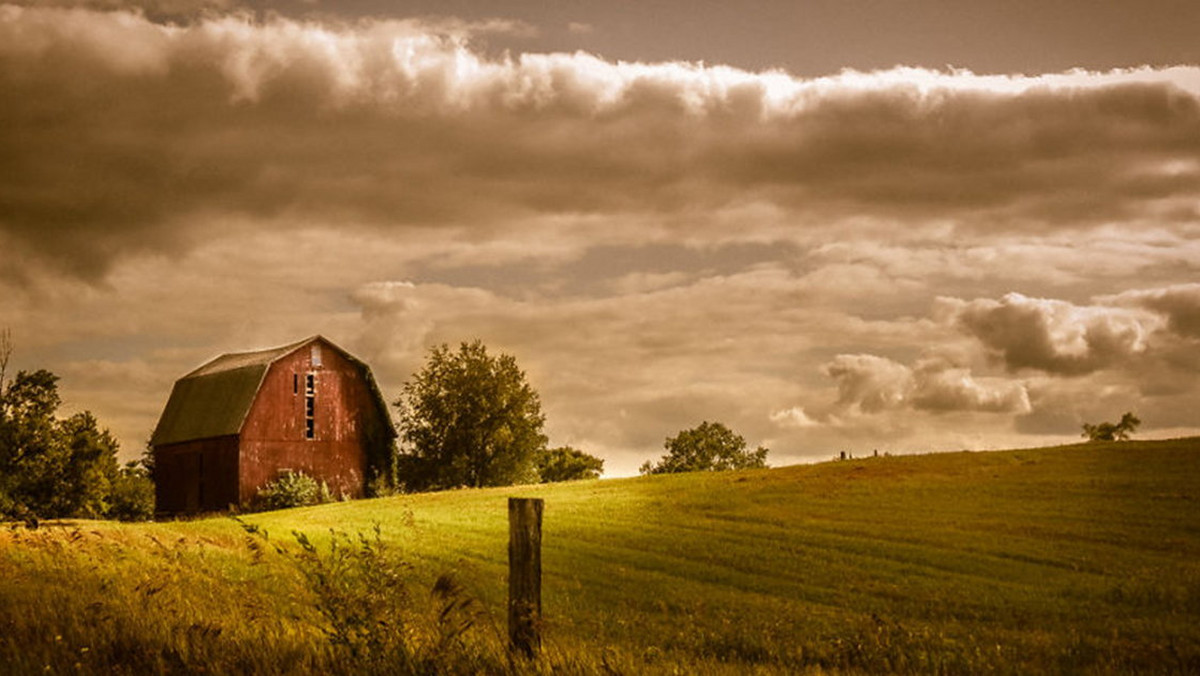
[
  {"left": 238, "top": 340, "right": 373, "bottom": 504},
  {"left": 153, "top": 436, "right": 240, "bottom": 514}
]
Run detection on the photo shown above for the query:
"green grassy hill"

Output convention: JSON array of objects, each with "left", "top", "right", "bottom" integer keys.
[{"left": 3, "top": 438, "right": 1199, "bottom": 674}]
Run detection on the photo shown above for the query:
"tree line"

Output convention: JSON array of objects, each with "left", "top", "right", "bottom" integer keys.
[{"left": 1, "top": 334, "right": 771, "bottom": 520}]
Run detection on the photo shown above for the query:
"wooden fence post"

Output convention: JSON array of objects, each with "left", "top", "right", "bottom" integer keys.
[{"left": 508, "top": 497, "right": 543, "bottom": 658}]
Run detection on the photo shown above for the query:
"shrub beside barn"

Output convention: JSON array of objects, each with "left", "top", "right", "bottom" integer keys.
[{"left": 150, "top": 336, "right": 394, "bottom": 514}]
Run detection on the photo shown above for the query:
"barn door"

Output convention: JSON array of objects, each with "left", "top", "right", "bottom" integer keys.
[{"left": 182, "top": 451, "right": 203, "bottom": 513}]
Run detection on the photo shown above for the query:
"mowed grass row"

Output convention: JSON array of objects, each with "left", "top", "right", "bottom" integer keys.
[{"left": 2, "top": 438, "right": 1199, "bottom": 674}]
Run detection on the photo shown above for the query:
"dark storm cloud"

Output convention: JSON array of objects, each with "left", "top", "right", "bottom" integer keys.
[
  {"left": 719, "top": 80, "right": 1200, "bottom": 225},
  {"left": 2, "top": 6, "right": 1199, "bottom": 282}
]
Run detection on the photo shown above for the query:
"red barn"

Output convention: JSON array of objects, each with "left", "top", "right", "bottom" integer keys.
[{"left": 151, "top": 336, "right": 395, "bottom": 514}]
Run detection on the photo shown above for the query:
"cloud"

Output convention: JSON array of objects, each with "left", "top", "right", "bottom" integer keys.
[
  {"left": 791, "top": 282, "right": 1200, "bottom": 440},
  {"left": 808, "top": 230, "right": 1200, "bottom": 290},
  {"left": 769, "top": 406, "right": 819, "bottom": 429},
  {"left": 824, "top": 354, "right": 913, "bottom": 414},
  {"left": 3, "top": 0, "right": 234, "bottom": 16},
  {"left": 908, "top": 358, "right": 1031, "bottom": 414},
  {"left": 1103, "top": 283, "right": 1200, "bottom": 339},
  {"left": 820, "top": 353, "right": 1030, "bottom": 416},
  {"left": 2, "top": 6, "right": 1199, "bottom": 282},
  {"left": 909, "top": 287, "right": 1200, "bottom": 437},
  {"left": 941, "top": 293, "right": 1159, "bottom": 375}
]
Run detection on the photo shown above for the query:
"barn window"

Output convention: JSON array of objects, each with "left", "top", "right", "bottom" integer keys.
[
  {"left": 293, "top": 373, "right": 298, "bottom": 395},
  {"left": 311, "top": 344, "right": 322, "bottom": 367},
  {"left": 305, "top": 373, "right": 316, "bottom": 439}
]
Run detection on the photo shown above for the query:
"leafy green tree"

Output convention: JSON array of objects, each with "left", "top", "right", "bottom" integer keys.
[
  {"left": 536, "top": 446, "right": 604, "bottom": 482},
  {"left": 0, "top": 369, "right": 123, "bottom": 519},
  {"left": 1082, "top": 411, "right": 1141, "bottom": 442},
  {"left": 108, "top": 461, "right": 156, "bottom": 521},
  {"left": 54, "top": 411, "right": 122, "bottom": 518},
  {"left": 641, "top": 421, "right": 769, "bottom": 475},
  {"left": 394, "top": 341, "right": 547, "bottom": 491},
  {"left": 0, "top": 333, "right": 150, "bottom": 520}
]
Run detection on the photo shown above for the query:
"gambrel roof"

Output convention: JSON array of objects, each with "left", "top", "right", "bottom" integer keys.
[{"left": 150, "top": 336, "right": 394, "bottom": 447}]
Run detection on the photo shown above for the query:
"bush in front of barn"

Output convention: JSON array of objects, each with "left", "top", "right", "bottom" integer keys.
[{"left": 254, "top": 470, "right": 334, "bottom": 511}]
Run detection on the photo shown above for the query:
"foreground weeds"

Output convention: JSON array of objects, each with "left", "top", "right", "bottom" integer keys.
[
  {"left": 0, "top": 522, "right": 521, "bottom": 675},
  {"left": 0, "top": 523, "right": 760, "bottom": 675},
  {"left": 3, "top": 520, "right": 1197, "bottom": 675},
  {"left": 240, "top": 520, "right": 509, "bottom": 675},
  {"left": 3, "top": 440, "right": 1200, "bottom": 674},
  {"left": 0, "top": 524, "right": 315, "bottom": 674}
]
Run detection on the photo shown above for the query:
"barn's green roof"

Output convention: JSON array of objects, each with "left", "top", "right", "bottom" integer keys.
[{"left": 150, "top": 336, "right": 392, "bottom": 447}]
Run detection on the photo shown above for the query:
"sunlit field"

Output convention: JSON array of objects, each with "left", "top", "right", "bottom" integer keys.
[{"left": 2, "top": 438, "right": 1198, "bottom": 674}]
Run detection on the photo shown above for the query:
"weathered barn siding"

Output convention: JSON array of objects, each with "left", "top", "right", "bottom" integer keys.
[{"left": 237, "top": 343, "right": 372, "bottom": 504}]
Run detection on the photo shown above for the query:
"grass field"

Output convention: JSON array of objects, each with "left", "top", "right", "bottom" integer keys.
[{"left": 2, "top": 438, "right": 1199, "bottom": 674}]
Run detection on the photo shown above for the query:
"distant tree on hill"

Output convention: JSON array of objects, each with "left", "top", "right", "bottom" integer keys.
[
  {"left": 640, "top": 421, "right": 768, "bottom": 474},
  {"left": 1081, "top": 412, "right": 1141, "bottom": 442},
  {"left": 536, "top": 446, "right": 604, "bottom": 482},
  {"left": 394, "top": 340, "right": 546, "bottom": 491}
]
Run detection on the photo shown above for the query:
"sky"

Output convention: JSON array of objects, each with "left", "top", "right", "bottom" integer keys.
[{"left": 1, "top": 0, "right": 1198, "bottom": 476}]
